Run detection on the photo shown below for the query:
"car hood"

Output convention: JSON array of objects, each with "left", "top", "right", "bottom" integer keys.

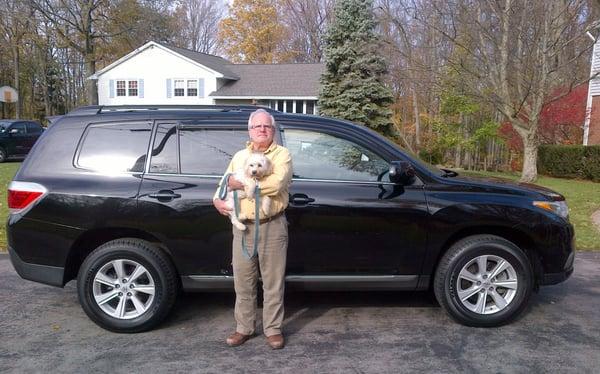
[{"left": 439, "top": 174, "right": 565, "bottom": 201}]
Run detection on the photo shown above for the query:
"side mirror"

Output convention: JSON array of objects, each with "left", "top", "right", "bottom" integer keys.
[{"left": 389, "top": 161, "right": 416, "bottom": 185}]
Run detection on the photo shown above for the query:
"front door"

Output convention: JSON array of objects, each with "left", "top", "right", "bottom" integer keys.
[{"left": 281, "top": 127, "right": 429, "bottom": 279}]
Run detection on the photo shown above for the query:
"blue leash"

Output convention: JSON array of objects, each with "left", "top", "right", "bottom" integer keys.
[{"left": 218, "top": 173, "right": 260, "bottom": 259}]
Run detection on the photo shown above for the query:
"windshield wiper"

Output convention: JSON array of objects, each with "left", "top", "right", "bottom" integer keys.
[{"left": 440, "top": 168, "right": 459, "bottom": 177}]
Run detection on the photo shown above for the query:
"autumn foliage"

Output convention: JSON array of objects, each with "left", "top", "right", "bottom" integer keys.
[{"left": 499, "top": 84, "right": 587, "bottom": 151}]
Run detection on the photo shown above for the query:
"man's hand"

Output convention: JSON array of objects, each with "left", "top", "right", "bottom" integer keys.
[
  {"left": 228, "top": 177, "right": 244, "bottom": 190},
  {"left": 213, "top": 198, "right": 232, "bottom": 216}
]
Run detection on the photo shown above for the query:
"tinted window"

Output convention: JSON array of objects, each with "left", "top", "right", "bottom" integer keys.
[
  {"left": 10, "top": 122, "right": 26, "bottom": 135},
  {"left": 179, "top": 128, "right": 248, "bottom": 175},
  {"left": 77, "top": 122, "right": 151, "bottom": 173},
  {"left": 284, "top": 129, "right": 389, "bottom": 181},
  {"left": 149, "top": 123, "right": 178, "bottom": 173},
  {"left": 26, "top": 122, "right": 43, "bottom": 134}
]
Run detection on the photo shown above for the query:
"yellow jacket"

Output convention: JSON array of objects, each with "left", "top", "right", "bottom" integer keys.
[{"left": 214, "top": 141, "right": 292, "bottom": 220}]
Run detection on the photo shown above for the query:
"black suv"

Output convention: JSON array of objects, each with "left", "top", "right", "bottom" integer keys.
[
  {"left": 7, "top": 105, "right": 574, "bottom": 332},
  {"left": 0, "top": 119, "right": 44, "bottom": 162}
]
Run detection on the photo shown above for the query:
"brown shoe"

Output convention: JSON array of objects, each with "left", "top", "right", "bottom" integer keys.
[
  {"left": 266, "top": 334, "right": 285, "bottom": 349},
  {"left": 226, "top": 332, "right": 251, "bottom": 347}
]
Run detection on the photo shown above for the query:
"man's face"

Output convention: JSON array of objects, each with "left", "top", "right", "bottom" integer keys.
[{"left": 249, "top": 112, "right": 275, "bottom": 147}]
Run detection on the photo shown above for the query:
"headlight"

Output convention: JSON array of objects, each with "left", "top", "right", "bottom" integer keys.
[{"left": 533, "top": 200, "right": 569, "bottom": 219}]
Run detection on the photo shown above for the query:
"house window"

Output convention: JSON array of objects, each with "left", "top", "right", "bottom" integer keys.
[
  {"left": 187, "top": 80, "right": 198, "bottom": 96},
  {"left": 174, "top": 80, "right": 185, "bottom": 96},
  {"left": 277, "top": 100, "right": 284, "bottom": 111},
  {"left": 128, "top": 80, "right": 138, "bottom": 96},
  {"left": 295, "top": 100, "right": 304, "bottom": 114},
  {"left": 116, "top": 81, "right": 126, "bottom": 96},
  {"left": 285, "top": 100, "right": 293, "bottom": 113}
]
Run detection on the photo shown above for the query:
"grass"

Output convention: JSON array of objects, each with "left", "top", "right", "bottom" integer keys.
[
  {"left": 0, "top": 162, "right": 22, "bottom": 251},
  {"left": 0, "top": 163, "right": 597, "bottom": 251},
  {"left": 460, "top": 170, "right": 600, "bottom": 250}
]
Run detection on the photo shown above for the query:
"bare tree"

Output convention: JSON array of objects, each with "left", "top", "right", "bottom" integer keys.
[
  {"left": 0, "top": 0, "right": 33, "bottom": 118},
  {"left": 29, "top": 0, "right": 111, "bottom": 105},
  {"left": 174, "top": 0, "right": 225, "bottom": 54},
  {"left": 278, "top": 0, "right": 334, "bottom": 62},
  {"left": 418, "top": 0, "right": 596, "bottom": 181}
]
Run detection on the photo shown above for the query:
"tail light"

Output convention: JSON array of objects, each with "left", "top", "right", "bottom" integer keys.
[{"left": 8, "top": 181, "right": 48, "bottom": 214}]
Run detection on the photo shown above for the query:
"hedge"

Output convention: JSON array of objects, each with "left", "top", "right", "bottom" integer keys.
[{"left": 538, "top": 145, "right": 600, "bottom": 181}]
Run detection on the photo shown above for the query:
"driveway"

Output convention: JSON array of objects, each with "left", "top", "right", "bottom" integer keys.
[{"left": 1, "top": 252, "right": 599, "bottom": 373}]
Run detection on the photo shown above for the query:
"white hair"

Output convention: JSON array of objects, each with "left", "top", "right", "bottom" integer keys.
[{"left": 248, "top": 108, "right": 277, "bottom": 130}]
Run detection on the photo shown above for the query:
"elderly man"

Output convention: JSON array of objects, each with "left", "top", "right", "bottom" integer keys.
[{"left": 213, "top": 108, "right": 292, "bottom": 349}]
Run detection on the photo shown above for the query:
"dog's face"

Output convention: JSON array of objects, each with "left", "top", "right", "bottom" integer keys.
[{"left": 244, "top": 152, "right": 272, "bottom": 179}]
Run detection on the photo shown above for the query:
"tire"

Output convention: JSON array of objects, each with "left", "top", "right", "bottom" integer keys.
[
  {"left": 77, "top": 238, "right": 178, "bottom": 333},
  {"left": 0, "top": 147, "right": 6, "bottom": 163},
  {"left": 434, "top": 235, "right": 533, "bottom": 327}
]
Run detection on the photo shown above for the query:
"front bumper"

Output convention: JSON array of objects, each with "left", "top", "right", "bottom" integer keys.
[
  {"left": 8, "top": 246, "right": 65, "bottom": 287},
  {"left": 540, "top": 251, "right": 575, "bottom": 285}
]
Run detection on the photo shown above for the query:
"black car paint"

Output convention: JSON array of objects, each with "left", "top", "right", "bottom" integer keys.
[
  {"left": 0, "top": 120, "right": 43, "bottom": 158},
  {"left": 7, "top": 110, "right": 575, "bottom": 290}
]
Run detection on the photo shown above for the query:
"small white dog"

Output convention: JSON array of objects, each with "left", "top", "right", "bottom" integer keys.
[{"left": 224, "top": 152, "right": 273, "bottom": 231}]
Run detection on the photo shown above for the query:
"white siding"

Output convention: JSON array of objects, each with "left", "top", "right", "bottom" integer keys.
[
  {"left": 590, "top": 41, "right": 600, "bottom": 96},
  {"left": 98, "top": 45, "right": 218, "bottom": 105}
]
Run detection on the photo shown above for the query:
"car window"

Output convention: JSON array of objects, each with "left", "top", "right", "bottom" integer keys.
[
  {"left": 9, "top": 122, "right": 26, "bottom": 135},
  {"left": 149, "top": 125, "right": 249, "bottom": 175},
  {"left": 180, "top": 128, "right": 248, "bottom": 175},
  {"left": 149, "top": 123, "right": 178, "bottom": 173},
  {"left": 26, "top": 122, "right": 43, "bottom": 134},
  {"left": 77, "top": 122, "right": 152, "bottom": 173},
  {"left": 283, "top": 129, "right": 389, "bottom": 181}
]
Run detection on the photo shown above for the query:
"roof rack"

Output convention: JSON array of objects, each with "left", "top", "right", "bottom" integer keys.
[{"left": 66, "top": 105, "right": 277, "bottom": 116}]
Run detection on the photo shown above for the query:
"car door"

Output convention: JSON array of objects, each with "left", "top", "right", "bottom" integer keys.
[
  {"left": 24, "top": 122, "right": 43, "bottom": 152},
  {"left": 7, "top": 122, "right": 27, "bottom": 155},
  {"left": 137, "top": 120, "right": 252, "bottom": 278},
  {"left": 281, "top": 125, "right": 429, "bottom": 284}
]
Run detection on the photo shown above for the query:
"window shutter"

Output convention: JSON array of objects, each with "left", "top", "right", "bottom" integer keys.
[
  {"left": 198, "top": 78, "right": 204, "bottom": 98},
  {"left": 139, "top": 79, "right": 144, "bottom": 98},
  {"left": 109, "top": 80, "right": 114, "bottom": 98},
  {"left": 166, "top": 79, "right": 172, "bottom": 98}
]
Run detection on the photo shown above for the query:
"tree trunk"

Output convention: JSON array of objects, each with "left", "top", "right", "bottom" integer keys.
[
  {"left": 412, "top": 86, "right": 420, "bottom": 149},
  {"left": 520, "top": 130, "right": 539, "bottom": 182},
  {"left": 13, "top": 45, "right": 21, "bottom": 119}
]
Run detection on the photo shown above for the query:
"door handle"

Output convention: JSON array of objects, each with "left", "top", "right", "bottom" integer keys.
[
  {"left": 148, "top": 190, "right": 182, "bottom": 201},
  {"left": 290, "top": 193, "right": 315, "bottom": 206}
]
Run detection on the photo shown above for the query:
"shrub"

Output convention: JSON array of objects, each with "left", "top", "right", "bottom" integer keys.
[{"left": 538, "top": 145, "right": 600, "bottom": 181}]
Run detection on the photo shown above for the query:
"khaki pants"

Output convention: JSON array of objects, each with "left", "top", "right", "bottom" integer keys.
[{"left": 232, "top": 214, "right": 288, "bottom": 336}]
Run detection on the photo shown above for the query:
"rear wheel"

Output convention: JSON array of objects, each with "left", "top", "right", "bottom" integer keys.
[
  {"left": 434, "top": 235, "right": 534, "bottom": 327},
  {"left": 77, "top": 238, "right": 178, "bottom": 332},
  {"left": 0, "top": 147, "right": 7, "bottom": 163}
]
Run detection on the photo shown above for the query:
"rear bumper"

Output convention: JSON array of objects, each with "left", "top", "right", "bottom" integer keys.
[
  {"left": 8, "top": 246, "right": 64, "bottom": 287},
  {"left": 540, "top": 251, "right": 575, "bottom": 286}
]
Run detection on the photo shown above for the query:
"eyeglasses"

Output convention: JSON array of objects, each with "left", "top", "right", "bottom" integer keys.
[{"left": 250, "top": 124, "right": 274, "bottom": 131}]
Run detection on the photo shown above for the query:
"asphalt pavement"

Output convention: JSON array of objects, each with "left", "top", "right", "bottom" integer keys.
[{"left": 1, "top": 251, "right": 599, "bottom": 373}]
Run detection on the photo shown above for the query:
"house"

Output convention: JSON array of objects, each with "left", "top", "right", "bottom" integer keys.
[
  {"left": 584, "top": 36, "right": 600, "bottom": 145},
  {"left": 89, "top": 41, "right": 324, "bottom": 115}
]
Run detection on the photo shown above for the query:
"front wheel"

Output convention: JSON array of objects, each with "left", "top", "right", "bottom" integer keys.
[
  {"left": 77, "top": 238, "right": 178, "bottom": 332},
  {"left": 434, "top": 235, "right": 534, "bottom": 327}
]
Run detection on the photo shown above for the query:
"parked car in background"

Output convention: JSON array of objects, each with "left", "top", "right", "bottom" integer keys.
[
  {"left": 0, "top": 119, "right": 44, "bottom": 162},
  {"left": 7, "top": 105, "right": 574, "bottom": 332}
]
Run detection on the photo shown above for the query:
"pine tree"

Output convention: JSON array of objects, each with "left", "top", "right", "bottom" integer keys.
[{"left": 319, "top": 0, "right": 394, "bottom": 135}]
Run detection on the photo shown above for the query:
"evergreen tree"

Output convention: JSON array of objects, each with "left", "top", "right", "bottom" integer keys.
[{"left": 319, "top": 0, "right": 394, "bottom": 135}]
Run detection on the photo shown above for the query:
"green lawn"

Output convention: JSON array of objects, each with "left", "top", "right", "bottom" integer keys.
[
  {"left": 0, "top": 163, "right": 598, "bottom": 251},
  {"left": 0, "top": 162, "right": 22, "bottom": 251},
  {"left": 461, "top": 170, "right": 600, "bottom": 250}
]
